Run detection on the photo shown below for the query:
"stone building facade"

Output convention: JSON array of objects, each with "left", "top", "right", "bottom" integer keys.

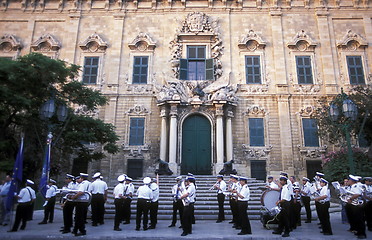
[{"left": 0, "top": 0, "right": 371, "bottom": 180}]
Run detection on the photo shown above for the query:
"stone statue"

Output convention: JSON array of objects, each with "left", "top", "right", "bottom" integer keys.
[
  {"left": 218, "top": 159, "right": 237, "bottom": 175},
  {"left": 155, "top": 159, "right": 173, "bottom": 175}
]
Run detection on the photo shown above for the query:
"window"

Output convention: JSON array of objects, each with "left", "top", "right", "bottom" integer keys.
[
  {"left": 250, "top": 160, "right": 266, "bottom": 180},
  {"left": 82, "top": 57, "right": 99, "bottom": 84},
  {"left": 127, "top": 159, "right": 143, "bottom": 179},
  {"left": 249, "top": 118, "right": 264, "bottom": 146},
  {"left": 296, "top": 56, "right": 313, "bottom": 84},
  {"left": 179, "top": 46, "right": 213, "bottom": 80},
  {"left": 129, "top": 118, "right": 145, "bottom": 146},
  {"left": 245, "top": 56, "right": 261, "bottom": 84},
  {"left": 302, "top": 118, "right": 319, "bottom": 147},
  {"left": 347, "top": 56, "right": 365, "bottom": 85},
  {"left": 132, "top": 56, "right": 149, "bottom": 84}
]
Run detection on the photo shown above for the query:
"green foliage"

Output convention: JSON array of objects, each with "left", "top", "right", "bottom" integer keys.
[
  {"left": 322, "top": 148, "right": 372, "bottom": 182},
  {"left": 0, "top": 53, "right": 119, "bottom": 178}
]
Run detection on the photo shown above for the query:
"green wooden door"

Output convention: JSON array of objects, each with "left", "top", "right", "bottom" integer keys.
[{"left": 181, "top": 115, "right": 211, "bottom": 175}]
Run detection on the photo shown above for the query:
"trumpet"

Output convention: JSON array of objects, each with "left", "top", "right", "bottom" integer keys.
[{"left": 209, "top": 181, "right": 219, "bottom": 191}]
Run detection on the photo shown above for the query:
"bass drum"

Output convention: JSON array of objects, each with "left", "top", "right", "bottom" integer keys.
[{"left": 260, "top": 189, "right": 280, "bottom": 210}]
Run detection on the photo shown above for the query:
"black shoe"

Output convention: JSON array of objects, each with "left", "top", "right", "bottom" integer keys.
[
  {"left": 135, "top": 228, "right": 140, "bottom": 231},
  {"left": 114, "top": 227, "right": 122, "bottom": 231},
  {"left": 272, "top": 231, "right": 281, "bottom": 235},
  {"left": 148, "top": 226, "right": 155, "bottom": 229},
  {"left": 143, "top": 227, "right": 148, "bottom": 231},
  {"left": 7, "top": 229, "right": 17, "bottom": 232},
  {"left": 123, "top": 222, "right": 130, "bottom": 225},
  {"left": 168, "top": 224, "right": 176, "bottom": 227},
  {"left": 229, "top": 220, "right": 234, "bottom": 224},
  {"left": 72, "top": 230, "right": 77, "bottom": 235},
  {"left": 216, "top": 220, "right": 223, "bottom": 223},
  {"left": 305, "top": 220, "right": 311, "bottom": 223},
  {"left": 92, "top": 223, "right": 98, "bottom": 226},
  {"left": 238, "top": 231, "right": 251, "bottom": 235},
  {"left": 2, "top": 223, "right": 8, "bottom": 226},
  {"left": 38, "top": 221, "right": 47, "bottom": 225},
  {"left": 357, "top": 235, "right": 367, "bottom": 239},
  {"left": 317, "top": 223, "right": 321, "bottom": 225},
  {"left": 181, "top": 232, "right": 188, "bottom": 236},
  {"left": 61, "top": 230, "right": 70, "bottom": 234},
  {"left": 75, "top": 232, "right": 86, "bottom": 236},
  {"left": 99, "top": 222, "right": 104, "bottom": 225},
  {"left": 236, "top": 226, "right": 241, "bottom": 230},
  {"left": 323, "top": 232, "right": 333, "bottom": 235},
  {"left": 282, "top": 233, "right": 290, "bottom": 237},
  {"left": 20, "top": 225, "right": 26, "bottom": 230}
]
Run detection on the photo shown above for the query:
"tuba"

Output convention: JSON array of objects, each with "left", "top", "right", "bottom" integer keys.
[
  {"left": 339, "top": 193, "right": 364, "bottom": 206},
  {"left": 58, "top": 189, "right": 92, "bottom": 204}
]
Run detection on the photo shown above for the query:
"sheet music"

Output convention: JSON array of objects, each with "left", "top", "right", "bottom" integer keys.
[{"left": 332, "top": 181, "right": 340, "bottom": 190}]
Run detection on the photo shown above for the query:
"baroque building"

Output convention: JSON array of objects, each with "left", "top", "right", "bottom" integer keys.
[{"left": 0, "top": 0, "right": 371, "bottom": 180}]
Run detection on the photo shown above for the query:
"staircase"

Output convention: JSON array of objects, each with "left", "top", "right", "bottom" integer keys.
[{"left": 103, "top": 175, "right": 341, "bottom": 221}]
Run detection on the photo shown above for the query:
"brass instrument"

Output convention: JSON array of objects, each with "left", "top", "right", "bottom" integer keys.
[
  {"left": 310, "top": 191, "right": 326, "bottom": 204},
  {"left": 57, "top": 188, "right": 92, "bottom": 204},
  {"left": 209, "top": 181, "right": 219, "bottom": 191},
  {"left": 339, "top": 192, "right": 364, "bottom": 206}
]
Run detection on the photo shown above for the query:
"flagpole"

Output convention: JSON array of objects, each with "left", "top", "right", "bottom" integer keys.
[{"left": 39, "top": 132, "right": 53, "bottom": 198}]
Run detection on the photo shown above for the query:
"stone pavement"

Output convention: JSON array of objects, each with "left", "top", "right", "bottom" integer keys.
[{"left": 0, "top": 209, "right": 367, "bottom": 240}]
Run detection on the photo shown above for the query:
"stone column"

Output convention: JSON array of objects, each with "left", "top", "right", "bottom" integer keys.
[
  {"left": 159, "top": 107, "right": 168, "bottom": 162},
  {"left": 168, "top": 103, "right": 178, "bottom": 174},
  {"left": 226, "top": 109, "right": 234, "bottom": 162},
  {"left": 215, "top": 103, "right": 225, "bottom": 174}
]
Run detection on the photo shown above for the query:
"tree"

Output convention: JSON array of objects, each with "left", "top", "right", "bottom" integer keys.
[{"left": 0, "top": 53, "right": 119, "bottom": 179}]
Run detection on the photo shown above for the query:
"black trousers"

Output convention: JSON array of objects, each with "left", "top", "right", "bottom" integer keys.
[
  {"left": 349, "top": 203, "right": 366, "bottom": 237},
  {"left": 149, "top": 201, "right": 159, "bottom": 227},
  {"left": 42, "top": 197, "right": 56, "bottom": 223},
  {"left": 315, "top": 201, "right": 321, "bottom": 223},
  {"left": 365, "top": 201, "right": 372, "bottom": 230},
  {"left": 237, "top": 201, "right": 252, "bottom": 234},
  {"left": 63, "top": 201, "right": 75, "bottom": 230},
  {"left": 293, "top": 200, "right": 302, "bottom": 226},
  {"left": 289, "top": 198, "right": 296, "bottom": 228},
  {"left": 217, "top": 193, "right": 225, "bottom": 221},
  {"left": 74, "top": 202, "right": 88, "bottom": 234},
  {"left": 136, "top": 198, "right": 150, "bottom": 229},
  {"left": 123, "top": 198, "right": 132, "bottom": 223},
  {"left": 229, "top": 198, "right": 238, "bottom": 224},
  {"left": 318, "top": 201, "right": 332, "bottom": 234},
  {"left": 11, "top": 203, "right": 30, "bottom": 231},
  {"left": 182, "top": 203, "right": 194, "bottom": 234},
  {"left": 345, "top": 203, "right": 355, "bottom": 231},
  {"left": 171, "top": 199, "right": 183, "bottom": 225},
  {"left": 301, "top": 196, "right": 311, "bottom": 222},
  {"left": 114, "top": 199, "right": 124, "bottom": 228},
  {"left": 277, "top": 201, "right": 290, "bottom": 234},
  {"left": 91, "top": 194, "right": 105, "bottom": 224}
]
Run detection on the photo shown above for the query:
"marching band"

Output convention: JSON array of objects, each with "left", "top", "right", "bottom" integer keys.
[{"left": 3, "top": 172, "right": 372, "bottom": 239}]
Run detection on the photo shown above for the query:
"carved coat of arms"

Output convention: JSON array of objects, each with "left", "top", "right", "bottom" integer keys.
[{"left": 186, "top": 12, "right": 208, "bottom": 33}]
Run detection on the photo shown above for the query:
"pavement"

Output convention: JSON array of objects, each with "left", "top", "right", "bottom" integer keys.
[{"left": 0, "top": 209, "right": 369, "bottom": 240}]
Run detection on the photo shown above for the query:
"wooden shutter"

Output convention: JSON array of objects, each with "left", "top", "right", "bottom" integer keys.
[
  {"left": 205, "top": 58, "right": 214, "bottom": 80},
  {"left": 179, "top": 59, "right": 188, "bottom": 80}
]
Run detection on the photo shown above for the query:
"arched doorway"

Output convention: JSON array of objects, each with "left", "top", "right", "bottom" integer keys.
[{"left": 181, "top": 115, "right": 211, "bottom": 175}]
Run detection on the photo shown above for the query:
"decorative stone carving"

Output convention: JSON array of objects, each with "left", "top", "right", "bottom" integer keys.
[
  {"left": 126, "top": 105, "right": 151, "bottom": 115},
  {"left": 287, "top": 30, "right": 317, "bottom": 51},
  {"left": 337, "top": 30, "right": 368, "bottom": 50},
  {"left": 170, "top": 12, "right": 224, "bottom": 80},
  {"left": 243, "top": 105, "right": 267, "bottom": 115},
  {"left": 297, "top": 105, "right": 319, "bottom": 117},
  {"left": 289, "top": 73, "right": 322, "bottom": 94},
  {"left": 128, "top": 32, "right": 156, "bottom": 51},
  {"left": 31, "top": 33, "right": 61, "bottom": 52},
  {"left": 79, "top": 33, "right": 108, "bottom": 52},
  {"left": 298, "top": 145, "right": 327, "bottom": 158},
  {"left": 242, "top": 145, "right": 273, "bottom": 159},
  {"left": 0, "top": 34, "right": 22, "bottom": 52},
  {"left": 122, "top": 144, "right": 150, "bottom": 157},
  {"left": 238, "top": 30, "right": 266, "bottom": 51},
  {"left": 74, "top": 105, "right": 99, "bottom": 118},
  {"left": 126, "top": 84, "right": 153, "bottom": 94}
]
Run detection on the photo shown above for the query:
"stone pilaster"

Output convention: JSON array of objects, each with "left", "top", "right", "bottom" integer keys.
[
  {"left": 168, "top": 103, "right": 179, "bottom": 174},
  {"left": 159, "top": 106, "right": 168, "bottom": 162},
  {"left": 215, "top": 103, "right": 225, "bottom": 174}
]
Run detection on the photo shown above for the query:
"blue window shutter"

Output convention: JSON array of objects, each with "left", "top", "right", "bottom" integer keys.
[
  {"left": 132, "top": 56, "right": 148, "bottom": 84},
  {"left": 129, "top": 118, "right": 145, "bottom": 146},
  {"left": 83, "top": 57, "right": 99, "bottom": 84},
  {"left": 180, "top": 58, "right": 188, "bottom": 80},
  {"left": 249, "top": 118, "right": 264, "bottom": 147},
  {"left": 245, "top": 56, "right": 261, "bottom": 84},
  {"left": 296, "top": 56, "right": 313, "bottom": 84},
  {"left": 347, "top": 56, "right": 365, "bottom": 85},
  {"left": 302, "top": 119, "right": 319, "bottom": 147},
  {"left": 205, "top": 58, "right": 214, "bottom": 80}
]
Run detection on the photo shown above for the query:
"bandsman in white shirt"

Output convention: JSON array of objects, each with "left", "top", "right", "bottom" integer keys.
[
  {"left": 363, "top": 177, "right": 372, "bottom": 232},
  {"left": 135, "top": 177, "right": 153, "bottom": 231},
  {"left": 266, "top": 176, "right": 279, "bottom": 190},
  {"left": 212, "top": 175, "right": 226, "bottom": 223},
  {"left": 346, "top": 175, "right": 366, "bottom": 239},
  {"left": 61, "top": 174, "right": 77, "bottom": 234},
  {"left": 8, "top": 180, "right": 36, "bottom": 232},
  {"left": 233, "top": 176, "right": 252, "bottom": 235},
  {"left": 70, "top": 173, "right": 91, "bottom": 236},
  {"left": 123, "top": 176, "right": 134, "bottom": 224},
  {"left": 228, "top": 175, "right": 239, "bottom": 227},
  {"left": 314, "top": 178, "right": 332, "bottom": 236},
  {"left": 169, "top": 176, "right": 183, "bottom": 228},
  {"left": 300, "top": 177, "right": 312, "bottom": 223},
  {"left": 272, "top": 176, "right": 291, "bottom": 238},
  {"left": 90, "top": 172, "right": 108, "bottom": 226},
  {"left": 149, "top": 176, "right": 160, "bottom": 229},
  {"left": 39, "top": 179, "right": 58, "bottom": 224},
  {"left": 290, "top": 176, "right": 300, "bottom": 229},
  {"left": 113, "top": 175, "right": 125, "bottom": 231},
  {"left": 180, "top": 176, "right": 196, "bottom": 236}
]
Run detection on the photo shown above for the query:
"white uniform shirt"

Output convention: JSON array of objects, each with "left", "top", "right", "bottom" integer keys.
[
  {"left": 136, "top": 185, "right": 153, "bottom": 200},
  {"left": 113, "top": 183, "right": 124, "bottom": 199},
  {"left": 268, "top": 181, "right": 279, "bottom": 189},
  {"left": 124, "top": 182, "right": 135, "bottom": 197},
  {"left": 217, "top": 180, "right": 227, "bottom": 194},
  {"left": 319, "top": 185, "right": 330, "bottom": 202},
  {"left": 280, "top": 184, "right": 291, "bottom": 201},
  {"left": 172, "top": 183, "right": 182, "bottom": 200},
  {"left": 301, "top": 182, "right": 312, "bottom": 196},
  {"left": 238, "top": 184, "right": 250, "bottom": 201},
  {"left": 150, "top": 182, "right": 159, "bottom": 202},
  {"left": 46, "top": 184, "right": 58, "bottom": 198},
  {"left": 349, "top": 183, "right": 363, "bottom": 195},
  {"left": 90, "top": 179, "right": 108, "bottom": 194},
  {"left": 18, "top": 186, "right": 36, "bottom": 203},
  {"left": 186, "top": 183, "right": 196, "bottom": 203},
  {"left": 76, "top": 180, "right": 91, "bottom": 201},
  {"left": 67, "top": 181, "right": 78, "bottom": 190}
]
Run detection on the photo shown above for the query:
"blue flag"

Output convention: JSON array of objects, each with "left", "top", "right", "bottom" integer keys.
[
  {"left": 6, "top": 136, "right": 24, "bottom": 212},
  {"left": 39, "top": 134, "right": 52, "bottom": 198}
]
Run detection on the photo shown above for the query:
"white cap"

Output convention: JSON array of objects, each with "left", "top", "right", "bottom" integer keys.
[
  {"left": 175, "top": 176, "right": 182, "bottom": 181},
  {"left": 302, "top": 177, "right": 310, "bottom": 182},
  {"left": 79, "top": 173, "right": 88, "bottom": 178},
  {"left": 316, "top": 172, "right": 324, "bottom": 177},
  {"left": 125, "top": 177, "right": 133, "bottom": 181},
  {"left": 49, "top": 179, "right": 56, "bottom": 184},
  {"left": 26, "top": 179, "right": 34, "bottom": 185},
  {"left": 93, "top": 172, "right": 101, "bottom": 178},
  {"left": 349, "top": 175, "right": 359, "bottom": 181},
  {"left": 143, "top": 177, "right": 151, "bottom": 184},
  {"left": 117, "top": 175, "right": 125, "bottom": 182}
]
